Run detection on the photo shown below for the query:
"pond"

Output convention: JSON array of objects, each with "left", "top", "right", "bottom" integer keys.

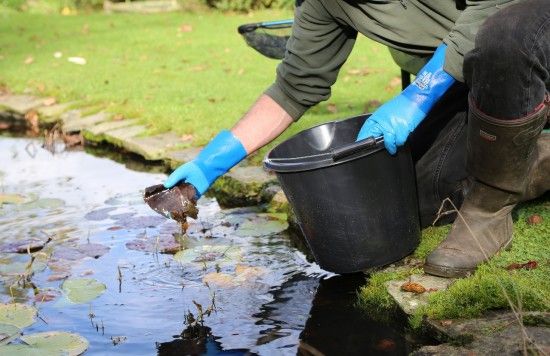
[{"left": 0, "top": 137, "right": 425, "bottom": 355}]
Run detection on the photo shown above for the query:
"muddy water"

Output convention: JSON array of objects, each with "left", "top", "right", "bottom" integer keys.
[{"left": 0, "top": 138, "right": 423, "bottom": 355}]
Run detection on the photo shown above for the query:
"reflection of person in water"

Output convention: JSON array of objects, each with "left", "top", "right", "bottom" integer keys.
[{"left": 156, "top": 275, "right": 423, "bottom": 355}]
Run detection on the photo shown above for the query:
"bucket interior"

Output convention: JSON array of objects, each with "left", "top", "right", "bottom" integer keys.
[{"left": 268, "top": 115, "right": 368, "bottom": 161}]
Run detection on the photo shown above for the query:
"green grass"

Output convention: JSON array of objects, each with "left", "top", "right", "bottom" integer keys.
[
  {"left": 359, "top": 199, "right": 550, "bottom": 327},
  {"left": 0, "top": 10, "right": 401, "bottom": 161}
]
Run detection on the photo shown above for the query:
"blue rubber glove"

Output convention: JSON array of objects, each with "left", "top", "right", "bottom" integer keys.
[
  {"left": 357, "top": 44, "right": 456, "bottom": 154},
  {"left": 164, "top": 130, "right": 247, "bottom": 197}
]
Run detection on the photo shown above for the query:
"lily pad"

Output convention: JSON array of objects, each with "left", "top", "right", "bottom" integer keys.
[
  {"left": 18, "top": 198, "right": 65, "bottom": 211},
  {"left": 235, "top": 213, "right": 288, "bottom": 237},
  {"left": 174, "top": 245, "right": 242, "bottom": 267},
  {"left": 0, "top": 331, "right": 89, "bottom": 356},
  {"left": 126, "top": 235, "right": 184, "bottom": 254},
  {"left": 0, "top": 260, "right": 47, "bottom": 276},
  {"left": 0, "top": 303, "right": 37, "bottom": 328},
  {"left": 75, "top": 243, "right": 110, "bottom": 259},
  {"left": 0, "top": 323, "right": 21, "bottom": 345},
  {"left": 0, "top": 194, "right": 26, "bottom": 205},
  {"left": 0, "top": 239, "right": 47, "bottom": 254},
  {"left": 61, "top": 278, "right": 106, "bottom": 304}
]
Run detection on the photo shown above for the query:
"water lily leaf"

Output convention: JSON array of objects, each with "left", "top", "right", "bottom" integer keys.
[
  {"left": 235, "top": 213, "right": 288, "bottom": 237},
  {"left": 0, "top": 303, "right": 37, "bottom": 328},
  {"left": 174, "top": 245, "right": 242, "bottom": 266},
  {"left": 0, "top": 323, "right": 21, "bottom": 345},
  {"left": 126, "top": 235, "right": 183, "bottom": 254},
  {"left": 0, "top": 331, "right": 89, "bottom": 356},
  {"left": 19, "top": 198, "right": 65, "bottom": 211},
  {"left": 0, "top": 194, "right": 26, "bottom": 205},
  {"left": 0, "top": 260, "right": 47, "bottom": 276},
  {"left": 62, "top": 278, "right": 106, "bottom": 304}
]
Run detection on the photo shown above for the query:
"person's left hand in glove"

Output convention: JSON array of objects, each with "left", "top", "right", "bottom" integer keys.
[{"left": 357, "top": 44, "right": 456, "bottom": 154}]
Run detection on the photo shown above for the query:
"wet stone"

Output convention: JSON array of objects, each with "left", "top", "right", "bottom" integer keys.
[
  {"left": 117, "top": 132, "right": 189, "bottom": 161},
  {"left": 415, "top": 311, "right": 550, "bottom": 355},
  {"left": 0, "top": 95, "right": 44, "bottom": 114},
  {"left": 166, "top": 147, "right": 202, "bottom": 169},
  {"left": 82, "top": 119, "right": 139, "bottom": 137},
  {"left": 36, "top": 103, "right": 71, "bottom": 122},
  {"left": 386, "top": 274, "right": 453, "bottom": 315},
  {"left": 209, "top": 166, "right": 278, "bottom": 207},
  {"left": 62, "top": 112, "right": 111, "bottom": 134}
]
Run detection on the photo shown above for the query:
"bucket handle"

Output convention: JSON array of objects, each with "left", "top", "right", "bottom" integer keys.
[{"left": 331, "top": 136, "right": 383, "bottom": 161}]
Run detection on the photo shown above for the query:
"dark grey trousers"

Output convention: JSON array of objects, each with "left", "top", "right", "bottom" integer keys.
[{"left": 411, "top": 0, "right": 550, "bottom": 228}]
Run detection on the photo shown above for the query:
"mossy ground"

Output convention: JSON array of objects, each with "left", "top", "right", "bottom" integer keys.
[{"left": 358, "top": 197, "right": 550, "bottom": 328}]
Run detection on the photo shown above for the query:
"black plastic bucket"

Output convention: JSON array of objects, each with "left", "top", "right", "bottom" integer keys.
[{"left": 264, "top": 115, "right": 420, "bottom": 273}]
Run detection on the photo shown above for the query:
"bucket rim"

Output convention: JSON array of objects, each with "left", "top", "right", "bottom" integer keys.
[{"left": 263, "top": 115, "right": 387, "bottom": 173}]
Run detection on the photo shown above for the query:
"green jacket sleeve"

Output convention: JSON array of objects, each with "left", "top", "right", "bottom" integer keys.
[
  {"left": 264, "top": 0, "right": 357, "bottom": 121},
  {"left": 443, "top": 0, "right": 519, "bottom": 82}
]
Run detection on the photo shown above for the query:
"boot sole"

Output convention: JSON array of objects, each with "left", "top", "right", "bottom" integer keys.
[{"left": 424, "top": 237, "right": 514, "bottom": 278}]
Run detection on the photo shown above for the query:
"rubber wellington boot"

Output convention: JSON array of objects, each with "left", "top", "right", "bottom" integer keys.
[
  {"left": 522, "top": 131, "right": 550, "bottom": 201},
  {"left": 424, "top": 98, "right": 549, "bottom": 278}
]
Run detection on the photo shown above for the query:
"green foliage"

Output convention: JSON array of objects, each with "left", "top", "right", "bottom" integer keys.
[
  {"left": 0, "top": 11, "right": 400, "bottom": 151},
  {"left": 205, "top": 0, "right": 294, "bottom": 11},
  {"left": 413, "top": 225, "right": 449, "bottom": 260},
  {"left": 357, "top": 267, "right": 421, "bottom": 314}
]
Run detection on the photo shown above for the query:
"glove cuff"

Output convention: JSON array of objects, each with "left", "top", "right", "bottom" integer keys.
[
  {"left": 195, "top": 130, "right": 248, "bottom": 186},
  {"left": 402, "top": 44, "right": 455, "bottom": 114}
]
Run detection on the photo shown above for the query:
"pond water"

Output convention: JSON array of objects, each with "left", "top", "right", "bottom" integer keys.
[{"left": 0, "top": 137, "right": 424, "bottom": 355}]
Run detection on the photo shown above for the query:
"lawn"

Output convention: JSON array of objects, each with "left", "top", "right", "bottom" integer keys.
[{"left": 0, "top": 9, "right": 401, "bottom": 161}]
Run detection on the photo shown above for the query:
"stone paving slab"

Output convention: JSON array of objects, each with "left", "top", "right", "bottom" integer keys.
[
  {"left": 386, "top": 274, "right": 454, "bottom": 315},
  {"left": 37, "top": 103, "right": 71, "bottom": 122},
  {"left": 210, "top": 166, "right": 278, "bottom": 207},
  {"left": 114, "top": 132, "right": 191, "bottom": 161},
  {"left": 62, "top": 112, "right": 111, "bottom": 133},
  {"left": 83, "top": 119, "right": 140, "bottom": 137},
  {"left": 165, "top": 147, "right": 202, "bottom": 168},
  {"left": 0, "top": 95, "right": 44, "bottom": 114},
  {"left": 413, "top": 311, "right": 550, "bottom": 355}
]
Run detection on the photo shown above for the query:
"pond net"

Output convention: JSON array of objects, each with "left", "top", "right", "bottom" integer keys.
[{"left": 237, "top": 20, "right": 293, "bottom": 60}]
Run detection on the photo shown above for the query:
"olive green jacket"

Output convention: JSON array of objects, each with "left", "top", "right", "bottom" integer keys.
[{"left": 265, "top": 0, "right": 522, "bottom": 120}]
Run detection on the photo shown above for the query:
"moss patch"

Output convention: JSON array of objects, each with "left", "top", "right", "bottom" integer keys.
[{"left": 359, "top": 198, "right": 550, "bottom": 328}]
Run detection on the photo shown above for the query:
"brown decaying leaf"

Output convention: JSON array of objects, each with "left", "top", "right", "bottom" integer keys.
[
  {"left": 364, "top": 99, "right": 382, "bottom": 113},
  {"left": 62, "top": 133, "right": 83, "bottom": 147},
  {"left": 385, "top": 76, "right": 402, "bottom": 92},
  {"left": 112, "top": 114, "right": 124, "bottom": 121},
  {"left": 179, "top": 24, "right": 193, "bottom": 33},
  {"left": 180, "top": 134, "right": 193, "bottom": 141},
  {"left": 24, "top": 56, "right": 34, "bottom": 65},
  {"left": 0, "top": 122, "right": 11, "bottom": 130},
  {"left": 374, "top": 338, "right": 396, "bottom": 351},
  {"left": 24, "top": 110, "right": 40, "bottom": 136},
  {"left": 527, "top": 214, "right": 543, "bottom": 225},
  {"left": 400, "top": 281, "right": 426, "bottom": 294},
  {"left": 506, "top": 260, "right": 538, "bottom": 271},
  {"left": 42, "top": 97, "right": 56, "bottom": 106},
  {"left": 34, "top": 290, "right": 60, "bottom": 303},
  {"left": 327, "top": 103, "right": 338, "bottom": 114}
]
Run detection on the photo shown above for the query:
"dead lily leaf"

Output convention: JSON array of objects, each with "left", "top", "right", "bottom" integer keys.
[
  {"left": 24, "top": 110, "right": 40, "bottom": 136},
  {"left": 400, "top": 281, "right": 426, "bottom": 294}
]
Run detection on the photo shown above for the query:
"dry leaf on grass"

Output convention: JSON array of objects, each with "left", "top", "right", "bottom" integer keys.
[
  {"left": 24, "top": 56, "right": 34, "bottom": 65},
  {"left": 327, "top": 103, "right": 338, "bottom": 114},
  {"left": 527, "top": 214, "right": 543, "bottom": 225},
  {"left": 506, "top": 260, "right": 538, "bottom": 271},
  {"left": 179, "top": 24, "right": 193, "bottom": 33},
  {"left": 42, "top": 97, "right": 56, "bottom": 106}
]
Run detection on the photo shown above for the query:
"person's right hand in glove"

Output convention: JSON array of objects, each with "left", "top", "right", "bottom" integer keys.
[
  {"left": 163, "top": 95, "right": 294, "bottom": 198},
  {"left": 164, "top": 130, "right": 247, "bottom": 198}
]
